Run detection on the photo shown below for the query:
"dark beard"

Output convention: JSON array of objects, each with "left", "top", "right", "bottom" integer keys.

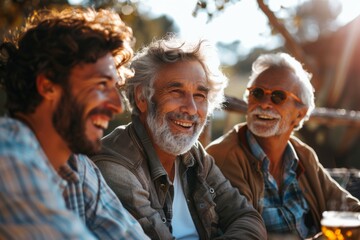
[{"left": 52, "top": 89, "right": 100, "bottom": 155}]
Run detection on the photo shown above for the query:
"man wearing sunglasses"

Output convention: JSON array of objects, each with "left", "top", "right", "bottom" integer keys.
[{"left": 206, "top": 52, "right": 360, "bottom": 239}]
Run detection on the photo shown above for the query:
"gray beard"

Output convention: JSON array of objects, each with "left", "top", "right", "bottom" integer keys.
[
  {"left": 247, "top": 108, "right": 290, "bottom": 137},
  {"left": 146, "top": 109, "right": 205, "bottom": 156}
]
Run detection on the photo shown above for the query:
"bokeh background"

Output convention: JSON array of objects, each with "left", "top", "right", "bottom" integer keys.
[{"left": 1, "top": 0, "right": 359, "bottom": 170}]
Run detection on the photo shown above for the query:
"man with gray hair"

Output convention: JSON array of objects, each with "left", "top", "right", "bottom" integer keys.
[
  {"left": 91, "top": 36, "right": 267, "bottom": 240},
  {"left": 206, "top": 52, "right": 360, "bottom": 239}
]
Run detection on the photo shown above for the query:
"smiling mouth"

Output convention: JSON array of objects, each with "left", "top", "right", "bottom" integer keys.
[
  {"left": 88, "top": 107, "right": 114, "bottom": 131},
  {"left": 91, "top": 116, "right": 110, "bottom": 130},
  {"left": 173, "top": 120, "right": 193, "bottom": 128},
  {"left": 256, "top": 114, "right": 277, "bottom": 121}
]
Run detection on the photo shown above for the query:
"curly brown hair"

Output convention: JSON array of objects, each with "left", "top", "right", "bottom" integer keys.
[{"left": 0, "top": 7, "right": 134, "bottom": 115}]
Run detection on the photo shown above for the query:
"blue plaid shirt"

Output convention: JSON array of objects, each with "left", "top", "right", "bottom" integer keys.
[
  {"left": 0, "top": 117, "right": 149, "bottom": 240},
  {"left": 246, "top": 130, "right": 311, "bottom": 238}
]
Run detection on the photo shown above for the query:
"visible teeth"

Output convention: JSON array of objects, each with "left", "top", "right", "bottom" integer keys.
[
  {"left": 174, "top": 120, "right": 192, "bottom": 127},
  {"left": 258, "top": 114, "right": 275, "bottom": 120},
  {"left": 93, "top": 119, "right": 109, "bottom": 129}
]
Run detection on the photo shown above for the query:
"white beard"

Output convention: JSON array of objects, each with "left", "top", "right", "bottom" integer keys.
[
  {"left": 247, "top": 108, "right": 290, "bottom": 137},
  {"left": 146, "top": 109, "right": 205, "bottom": 156}
]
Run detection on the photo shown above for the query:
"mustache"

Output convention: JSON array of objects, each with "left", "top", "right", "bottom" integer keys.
[
  {"left": 88, "top": 107, "right": 114, "bottom": 119},
  {"left": 249, "top": 107, "right": 280, "bottom": 118},
  {"left": 167, "top": 111, "right": 200, "bottom": 122}
]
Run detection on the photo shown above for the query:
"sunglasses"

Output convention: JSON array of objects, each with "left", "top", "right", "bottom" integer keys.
[{"left": 247, "top": 86, "right": 303, "bottom": 105}]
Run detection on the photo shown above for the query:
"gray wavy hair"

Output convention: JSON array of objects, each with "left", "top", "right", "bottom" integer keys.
[
  {"left": 124, "top": 35, "right": 228, "bottom": 116},
  {"left": 243, "top": 52, "right": 315, "bottom": 130}
]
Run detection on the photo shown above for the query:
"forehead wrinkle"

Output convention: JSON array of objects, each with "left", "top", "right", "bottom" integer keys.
[{"left": 163, "top": 80, "right": 207, "bottom": 90}]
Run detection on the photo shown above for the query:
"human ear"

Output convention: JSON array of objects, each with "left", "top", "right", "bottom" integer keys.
[
  {"left": 134, "top": 86, "right": 147, "bottom": 113},
  {"left": 36, "top": 74, "right": 60, "bottom": 100},
  {"left": 295, "top": 106, "right": 308, "bottom": 123}
]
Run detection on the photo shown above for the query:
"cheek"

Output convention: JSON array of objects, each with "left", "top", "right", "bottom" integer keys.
[
  {"left": 246, "top": 102, "right": 258, "bottom": 113},
  {"left": 155, "top": 98, "right": 180, "bottom": 114},
  {"left": 156, "top": 97, "right": 209, "bottom": 118},
  {"left": 78, "top": 90, "right": 104, "bottom": 109},
  {"left": 280, "top": 109, "right": 297, "bottom": 126},
  {"left": 87, "top": 90, "right": 106, "bottom": 101},
  {"left": 197, "top": 102, "right": 208, "bottom": 117}
]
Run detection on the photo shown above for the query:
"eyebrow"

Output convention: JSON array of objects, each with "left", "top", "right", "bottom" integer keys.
[
  {"left": 198, "top": 85, "right": 210, "bottom": 93},
  {"left": 90, "top": 74, "right": 117, "bottom": 82}
]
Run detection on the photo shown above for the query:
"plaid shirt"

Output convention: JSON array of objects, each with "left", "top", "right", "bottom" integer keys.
[
  {"left": 246, "top": 130, "right": 310, "bottom": 238},
  {"left": 0, "top": 117, "right": 149, "bottom": 240}
]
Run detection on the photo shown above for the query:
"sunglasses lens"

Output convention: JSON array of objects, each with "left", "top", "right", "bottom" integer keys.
[
  {"left": 271, "top": 90, "right": 287, "bottom": 104},
  {"left": 251, "top": 88, "right": 264, "bottom": 100}
]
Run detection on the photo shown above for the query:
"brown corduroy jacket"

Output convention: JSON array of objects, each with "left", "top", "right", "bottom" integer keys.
[{"left": 206, "top": 123, "right": 360, "bottom": 233}]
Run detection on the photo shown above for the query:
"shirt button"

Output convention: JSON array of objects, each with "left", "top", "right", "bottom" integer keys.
[
  {"left": 162, "top": 217, "right": 167, "bottom": 223},
  {"left": 199, "top": 203, "right": 205, "bottom": 208},
  {"left": 160, "top": 184, "right": 166, "bottom": 191}
]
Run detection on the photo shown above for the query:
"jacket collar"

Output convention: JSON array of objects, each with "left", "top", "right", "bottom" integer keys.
[
  {"left": 131, "top": 115, "right": 198, "bottom": 179},
  {"left": 131, "top": 115, "right": 168, "bottom": 181},
  {"left": 236, "top": 123, "right": 305, "bottom": 178}
]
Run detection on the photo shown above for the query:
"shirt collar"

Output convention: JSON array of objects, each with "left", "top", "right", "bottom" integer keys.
[
  {"left": 283, "top": 141, "right": 299, "bottom": 172},
  {"left": 246, "top": 129, "right": 299, "bottom": 172},
  {"left": 57, "top": 155, "right": 80, "bottom": 184},
  {"left": 246, "top": 129, "right": 267, "bottom": 162}
]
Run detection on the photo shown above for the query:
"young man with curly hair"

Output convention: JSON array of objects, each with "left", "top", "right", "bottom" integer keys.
[{"left": 0, "top": 7, "right": 149, "bottom": 239}]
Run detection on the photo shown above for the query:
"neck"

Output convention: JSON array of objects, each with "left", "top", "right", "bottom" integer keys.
[
  {"left": 253, "top": 129, "right": 292, "bottom": 163},
  {"left": 154, "top": 144, "right": 177, "bottom": 182},
  {"left": 254, "top": 133, "right": 291, "bottom": 189},
  {"left": 15, "top": 112, "right": 71, "bottom": 171},
  {"left": 256, "top": 136, "right": 287, "bottom": 165}
]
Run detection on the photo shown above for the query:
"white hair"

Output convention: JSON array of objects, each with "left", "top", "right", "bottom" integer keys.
[
  {"left": 125, "top": 35, "right": 228, "bottom": 116},
  {"left": 243, "top": 52, "right": 315, "bottom": 130}
]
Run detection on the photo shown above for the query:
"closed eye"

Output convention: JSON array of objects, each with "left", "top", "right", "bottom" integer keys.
[
  {"left": 194, "top": 93, "right": 207, "bottom": 101},
  {"left": 97, "top": 81, "right": 107, "bottom": 90},
  {"left": 170, "top": 89, "right": 184, "bottom": 97}
]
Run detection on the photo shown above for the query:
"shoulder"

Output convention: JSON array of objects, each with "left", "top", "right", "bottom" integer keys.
[
  {"left": 0, "top": 118, "right": 64, "bottom": 201},
  {"left": 74, "top": 153, "right": 137, "bottom": 184},
  {"left": 72, "top": 154, "right": 98, "bottom": 175},
  {"left": 289, "top": 135, "right": 322, "bottom": 176},
  {"left": 290, "top": 135, "right": 318, "bottom": 162},
  {"left": 207, "top": 123, "right": 244, "bottom": 151},
  {"left": 91, "top": 124, "right": 143, "bottom": 170},
  {"left": 189, "top": 141, "right": 238, "bottom": 177},
  {"left": 101, "top": 124, "right": 128, "bottom": 146},
  {"left": 206, "top": 123, "right": 246, "bottom": 166},
  {"left": 0, "top": 117, "right": 52, "bottom": 173},
  {"left": 0, "top": 117, "right": 40, "bottom": 152}
]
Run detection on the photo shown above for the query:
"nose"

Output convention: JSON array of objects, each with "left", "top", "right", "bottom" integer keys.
[
  {"left": 105, "top": 88, "right": 123, "bottom": 114},
  {"left": 181, "top": 95, "right": 197, "bottom": 115},
  {"left": 257, "top": 95, "right": 273, "bottom": 110}
]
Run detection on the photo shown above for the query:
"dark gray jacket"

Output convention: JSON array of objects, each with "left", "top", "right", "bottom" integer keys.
[{"left": 91, "top": 116, "right": 266, "bottom": 240}]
